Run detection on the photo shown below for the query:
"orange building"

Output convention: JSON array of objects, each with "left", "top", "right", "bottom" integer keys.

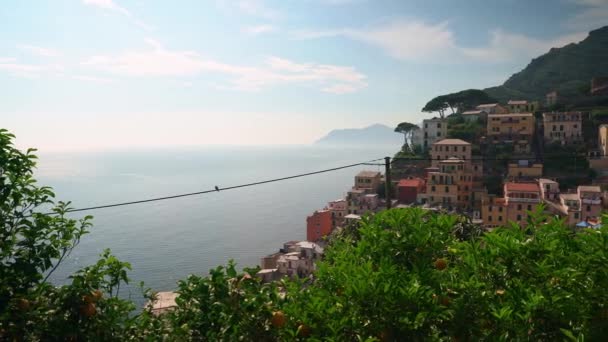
[
  {"left": 306, "top": 210, "right": 332, "bottom": 242},
  {"left": 419, "top": 158, "right": 473, "bottom": 209},
  {"left": 504, "top": 182, "right": 542, "bottom": 225},
  {"left": 430, "top": 139, "right": 472, "bottom": 166}
]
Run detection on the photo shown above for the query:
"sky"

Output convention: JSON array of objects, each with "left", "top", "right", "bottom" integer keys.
[{"left": 1, "top": 0, "right": 607, "bottom": 151}]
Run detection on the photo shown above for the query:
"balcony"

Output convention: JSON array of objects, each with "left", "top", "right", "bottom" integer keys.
[
  {"left": 581, "top": 198, "right": 601, "bottom": 205},
  {"left": 507, "top": 197, "right": 540, "bottom": 203}
]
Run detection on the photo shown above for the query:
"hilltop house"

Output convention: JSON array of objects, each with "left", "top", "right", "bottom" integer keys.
[
  {"left": 413, "top": 118, "right": 448, "bottom": 150},
  {"left": 507, "top": 100, "right": 539, "bottom": 113},
  {"left": 430, "top": 139, "right": 472, "bottom": 166},
  {"left": 476, "top": 103, "right": 508, "bottom": 114},
  {"left": 418, "top": 158, "right": 474, "bottom": 209},
  {"left": 507, "top": 160, "right": 543, "bottom": 180},
  {"left": 306, "top": 210, "right": 332, "bottom": 242},
  {"left": 481, "top": 182, "right": 542, "bottom": 228},
  {"left": 542, "top": 112, "right": 583, "bottom": 146},
  {"left": 486, "top": 113, "right": 535, "bottom": 153}
]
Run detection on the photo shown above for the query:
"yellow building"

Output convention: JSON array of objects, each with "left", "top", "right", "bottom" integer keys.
[
  {"left": 507, "top": 161, "right": 543, "bottom": 179},
  {"left": 420, "top": 158, "right": 474, "bottom": 209},
  {"left": 507, "top": 100, "right": 539, "bottom": 113},
  {"left": 543, "top": 112, "right": 583, "bottom": 146},
  {"left": 487, "top": 113, "right": 535, "bottom": 153},
  {"left": 430, "top": 139, "right": 472, "bottom": 166},
  {"left": 599, "top": 124, "right": 608, "bottom": 156},
  {"left": 481, "top": 195, "right": 507, "bottom": 229}
]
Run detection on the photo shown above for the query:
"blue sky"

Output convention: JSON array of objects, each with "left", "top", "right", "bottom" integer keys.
[{"left": 1, "top": 0, "right": 606, "bottom": 151}]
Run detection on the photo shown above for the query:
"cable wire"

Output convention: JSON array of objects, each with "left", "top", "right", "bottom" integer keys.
[{"left": 41, "top": 157, "right": 386, "bottom": 215}]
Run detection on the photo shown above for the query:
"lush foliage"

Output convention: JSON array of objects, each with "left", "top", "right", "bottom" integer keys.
[
  {"left": 422, "top": 89, "right": 497, "bottom": 118},
  {"left": 3, "top": 128, "right": 608, "bottom": 340}
]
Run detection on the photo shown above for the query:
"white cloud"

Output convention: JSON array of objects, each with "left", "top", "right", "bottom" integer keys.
[
  {"left": 294, "top": 20, "right": 456, "bottom": 61},
  {"left": 237, "top": 0, "right": 280, "bottom": 19},
  {"left": 295, "top": 19, "right": 587, "bottom": 63},
  {"left": 81, "top": 40, "right": 367, "bottom": 93},
  {"left": 72, "top": 75, "right": 114, "bottom": 84},
  {"left": 82, "top": 0, "right": 153, "bottom": 31},
  {"left": 18, "top": 44, "right": 61, "bottom": 58},
  {"left": 566, "top": 0, "right": 608, "bottom": 30},
  {"left": 0, "top": 58, "right": 64, "bottom": 78},
  {"left": 461, "top": 30, "right": 587, "bottom": 62},
  {"left": 243, "top": 24, "right": 277, "bottom": 35},
  {"left": 83, "top": 0, "right": 131, "bottom": 16}
]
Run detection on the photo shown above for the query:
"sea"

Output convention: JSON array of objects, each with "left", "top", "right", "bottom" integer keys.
[{"left": 36, "top": 144, "right": 396, "bottom": 304}]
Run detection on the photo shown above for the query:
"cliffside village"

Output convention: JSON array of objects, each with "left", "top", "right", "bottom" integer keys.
[{"left": 256, "top": 93, "right": 608, "bottom": 283}]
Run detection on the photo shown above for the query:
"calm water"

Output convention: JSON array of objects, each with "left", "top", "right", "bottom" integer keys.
[{"left": 36, "top": 145, "right": 395, "bottom": 302}]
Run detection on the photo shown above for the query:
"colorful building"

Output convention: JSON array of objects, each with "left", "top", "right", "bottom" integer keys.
[
  {"left": 354, "top": 171, "right": 382, "bottom": 193},
  {"left": 504, "top": 182, "right": 542, "bottom": 225},
  {"left": 476, "top": 103, "right": 508, "bottom": 114},
  {"left": 507, "top": 100, "right": 539, "bottom": 113},
  {"left": 326, "top": 199, "right": 347, "bottom": 228},
  {"left": 599, "top": 124, "right": 608, "bottom": 156},
  {"left": 419, "top": 158, "right": 473, "bottom": 209},
  {"left": 507, "top": 160, "right": 543, "bottom": 180},
  {"left": 487, "top": 113, "right": 535, "bottom": 153},
  {"left": 397, "top": 177, "right": 425, "bottom": 204},
  {"left": 419, "top": 118, "right": 448, "bottom": 149},
  {"left": 542, "top": 112, "right": 583, "bottom": 146},
  {"left": 306, "top": 210, "right": 332, "bottom": 242},
  {"left": 481, "top": 195, "right": 507, "bottom": 229},
  {"left": 430, "top": 139, "right": 472, "bottom": 166}
]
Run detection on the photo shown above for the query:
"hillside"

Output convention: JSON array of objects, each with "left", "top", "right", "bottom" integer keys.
[
  {"left": 485, "top": 26, "right": 608, "bottom": 103},
  {"left": 314, "top": 123, "right": 403, "bottom": 146}
]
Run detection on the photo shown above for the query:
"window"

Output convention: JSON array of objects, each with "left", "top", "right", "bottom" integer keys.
[
  {"left": 438, "top": 131, "right": 442, "bottom": 137},
  {"left": 437, "top": 123, "right": 441, "bottom": 128},
  {"left": 574, "top": 124, "right": 578, "bottom": 129},
  {"left": 431, "top": 186, "right": 436, "bottom": 192},
  {"left": 517, "top": 214, "right": 522, "bottom": 221},
  {"left": 488, "top": 206, "right": 493, "bottom": 212},
  {"left": 587, "top": 205, "right": 591, "bottom": 212},
  {"left": 425, "top": 124, "right": 428, "bottom": 129},
  {"left": 560, "top": 125, "right": 564, "bottom": 131},
  {"left": 552, "top": 125, "right": 556, "bottom": 131},
  {"left": 574, "top": 212, "right": 579, "bottom": 219},
  {"left": 445, "top": 186, "right": 449, "bottom": 193},
  {"left": 499, "top": 207, "right": 503, "bottom": 212},
  {"left": 517, "top": 204, "right": 522, "bottom": 210},
  {"left": 498, "top": 216, "right": 503, "bottom": 221},
  {"left": 462, "top": 146, "right": 466, "bottom": 152},
  {"left": 488, "top": 216, "right": 492, "bottom": 222},
  {"left": 527, "top": 205, "right": 532, "bottom": 211}
]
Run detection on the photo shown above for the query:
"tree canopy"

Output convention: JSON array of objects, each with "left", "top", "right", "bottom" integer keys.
[
  {"left": 394, "top": 122, "right": 419, "bottom": 153},
  {"left": 422, "top": 89, "right": 497, "bottom": 118}
]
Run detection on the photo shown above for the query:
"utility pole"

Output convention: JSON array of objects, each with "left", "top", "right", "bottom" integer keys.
[{"left": 385, "top": 156, "right": 392, "bottom": 209}]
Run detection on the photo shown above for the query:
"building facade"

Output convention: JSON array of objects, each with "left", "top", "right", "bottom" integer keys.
[
  {"left": 599, "top": 125, "right": 608, "bottom": 156},
  {"left": 476, "top": 103, "right": 508, "bottom": 114},
  {"left": 306, "top": 210, "right": 332, "bottom": 242},
  {"left": 419, "top": 158, "right": 473, "bottom": 209},
  {"left": 542, "top": 112, "right": 583, "bottom": 145},
  {"left": 487, "top": 113, "right": 535, "bottom": 153},
  {"left": 326, "top": 199, "right": 347, "bottom": 228},
  {"left": 419, "top": 118, "right": 448, "bottom": 149},
  {"left": 397, "top": 177, "right": 425, "bottom": 204},
  {"left": 354, "top": 171, "right": 382, "bottom": 193},
  {"left": 507, "top": 100, "right": 539, "bottom": 113},
  {"left": 507, "top": 161, "right": 543, "bottom": 180},
  {"left": 430, "top": 139, "right": 472, "bottom": 166}
]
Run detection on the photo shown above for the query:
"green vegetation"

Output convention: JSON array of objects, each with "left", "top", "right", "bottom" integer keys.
[
  {"left": 422, "top": 89, "right": 497, "bottom": 118},
  {"left": 394, "top": 122, "right": 419, "bottom": 154},
  {"left": 488, "top": 26, "right": 608, "bottom": 104},
  {"left": 3, "top": 128, "right": 608, "bottom": 340},
  {"left": 446, "top": 114, "right": 485, "bottom": 143},
  {"left": 425, "top": 26, "right": 608, "bottom": 106}
]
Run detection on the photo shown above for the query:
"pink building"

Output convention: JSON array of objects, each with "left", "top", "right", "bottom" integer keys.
[
  {"left": 326, "top": 199, "right": 347, "bottom": 228},
  {"left": 504, "top": 182, "right": 542, "bottom": 226},
  {"left": 306, "top": 210, "right": 332, "bottom": 242}
]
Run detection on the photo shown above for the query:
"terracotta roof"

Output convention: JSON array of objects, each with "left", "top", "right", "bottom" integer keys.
[
  {"left": 433, "top": 138, "right": 471, "bottom": 146},
  {"left": 508, "top": 100, "right": 528, "bottom": 105},
  {"left": 357, "top": 171, "right": 381, "bottom": 178},
  {"left": 505, "top": 182, "right": 540, "bottom": 192},
  {"left": 578, "top": 185, "right": 601, "bottom": 193},
  {"left": 462, "top": 110, "right": 486, "bottom": 115},
  {"left": 476, "top": 103, "right": 499, "bottom": 108},
  {"left": 398, "top": 178, "right": 424, "bottom": 187},
  {"left": 488, "top": 113, "right": 533, "bottom": 117}
]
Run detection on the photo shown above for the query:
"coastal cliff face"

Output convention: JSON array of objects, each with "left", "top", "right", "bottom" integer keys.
[
  {"left": 314, "top": 124, "right": 403, "bottom": 147},
  {"left": 483, "top": 26, "right": 608, "bottom": 102}
]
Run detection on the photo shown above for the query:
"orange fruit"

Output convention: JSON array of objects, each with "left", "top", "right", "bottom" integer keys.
[
  {"left": 16, "top": 298, "right": 30, "bottom": 311},
  {"left": 80, "top": 303, "right": 97, "bottom": 317},
  {"left": 297, "top": 324, "right": 311, "bottom": 338},
  {"left": 271, "top": 311, "right": 286, "bottom": 328},
  {"left": 92, "top": 290, "right": 103, "bottom": 301},
  {"left": 434, "top": 258, "right": 447, "bottom": 271}
]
